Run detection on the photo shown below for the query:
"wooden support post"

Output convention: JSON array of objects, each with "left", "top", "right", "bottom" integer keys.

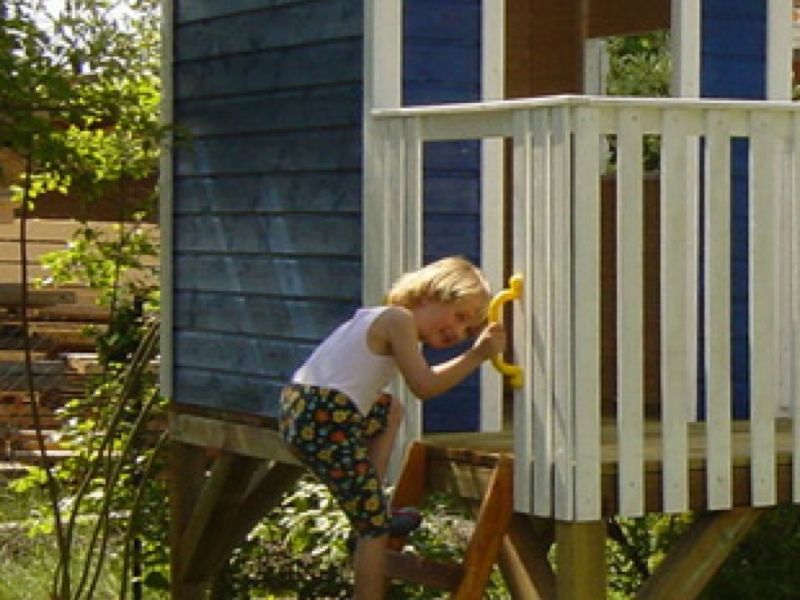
[
  {"left": 169, "top": 441, "right": 210, "bottom": 599},
  {"left": 636, "top": 508, "right": 765, "bottom": 600},
  {"left": 499, "top": 514, "right": 556, "bottom": 600},
  {"left": 555, "top": 520, "right": 606, "bottom": 600},
  {"left": 205, "top": 460, "right": 305, "bottom": 575},
  {"left": 452, "top": 455, "right": 514, "bottom": 600},
  {"left": 180, "top": 453, "right": 263, "bottom": 582},
  {"left": 388, "top": 441, "right": 427, "bottom": 551}
]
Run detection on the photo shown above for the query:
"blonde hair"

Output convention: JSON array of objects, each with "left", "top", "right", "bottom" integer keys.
[{"left": 386, "top": 256, "right": 490, "bottom": 315}]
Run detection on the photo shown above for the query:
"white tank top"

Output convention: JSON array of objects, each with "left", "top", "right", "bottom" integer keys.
[{"left": 292, "top": 307, "right": 398, "bottom": 414}]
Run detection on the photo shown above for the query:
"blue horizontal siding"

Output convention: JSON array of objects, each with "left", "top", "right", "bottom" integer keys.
[
  {"left": 174, "top": 129, "right": 362, "bottom": 176},
  {"left": 173, "top": 255, "right": 361, "bottom": 298},
  {"left": 176, "top": 0, "right": 361, "bottom": 60},
  {"left": 176, "top": 0, "right": 320, "bottom": 25},
  {"left": 174, "top": 367, "right": 286, "bottom": 419},
  {"left": 175, "top": 40, "right": 361, "bottom": 98},
  {"left": 174, "top": 292, "right": 352, "bottom": 340},
  {"left": 174, "top": 173, "right": 361, "bottom": 215},
  {"left": 176, "top": 85, "right": 362, "bottom": 137},
  {"left": 173, "top": 214, "right": 360, "bottom": 256}
]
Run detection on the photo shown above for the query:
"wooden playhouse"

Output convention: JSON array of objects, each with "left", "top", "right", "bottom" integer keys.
[{"left": 162, "top": 1, "right": 800, "bottom": 597}]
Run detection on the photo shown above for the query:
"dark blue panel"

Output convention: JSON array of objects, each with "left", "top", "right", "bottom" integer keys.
[
  {"left": 423, "top": 140, "right": 481, "bottom": 171},
  {"left": 423, "top": 176, "right": 480, "bottom": 213},
  {"left": 701, "top": 1, "right": 763, "bottom": 418},
  {"left": 404, "top": 0, "right": 482, "bottom": 432},
  {"left": 423, "top": 342, "right": 480, "bottom": 431},
  {"left": 405, "top": 45, "right": 481, "bottom": 88},
  {"left": 424, "top": 216, "right": 480, "bottom": 259}
]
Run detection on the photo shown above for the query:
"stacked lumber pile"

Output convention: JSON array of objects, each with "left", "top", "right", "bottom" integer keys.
[{"left": 0, "top": 219, "right": 122, "bottom": 473}]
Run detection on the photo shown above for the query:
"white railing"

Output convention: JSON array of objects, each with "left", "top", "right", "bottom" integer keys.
[{"left": 365, "top": 95, "right": 800, "bottom": 521}]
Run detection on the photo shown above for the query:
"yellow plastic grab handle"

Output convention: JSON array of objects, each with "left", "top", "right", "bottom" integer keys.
[{"left": 487, "top": 274, "right": 524, "bottom": 388}]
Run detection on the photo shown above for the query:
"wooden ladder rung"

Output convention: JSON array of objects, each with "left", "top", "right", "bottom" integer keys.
[
  {"left": 385, "top": 550, "right": 464, "bottom": 591},
  {"left": 386, "top": 441, "right": 514, "bottom": 599}
]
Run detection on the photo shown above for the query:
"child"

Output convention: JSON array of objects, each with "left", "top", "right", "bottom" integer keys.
[{"left": 279, "top": 256, "right": 506, "bottom": 599}]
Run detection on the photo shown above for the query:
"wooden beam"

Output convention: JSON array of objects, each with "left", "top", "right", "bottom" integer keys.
[
  {"left": 180, "top": 454, "right": 263, "bottom": 583},
  {"left": 168, "top": 441, "right": 209, "bottom": 599},
  {"left": 453, "top": 455, "right": 514, "bottom": 600},
  {"left": 556, "top": 520, "right": 607, "bottom": 600},
  {"left": 176, "top": 452, "right": 240, "bottom": 582},
  {"left": 636, "top": 508, "right": 765, "bottom": 600},
  {"left": 498, "top": 514, "right": 556, "bottom": 600},
  {"left": 506, "top": 0, "right": 585, "bottom": 98},
  {"left": 168, "top": 411, "right": 301, "bottom": 465},
  {"left": 385, "top": 550, "right": 464, "bottom": 590},
  {"left": 586, "top": 0, "right": 670, "bottom": 38},
  {"left": 204, "top": 460, "right": 305, "bottom": 576}
]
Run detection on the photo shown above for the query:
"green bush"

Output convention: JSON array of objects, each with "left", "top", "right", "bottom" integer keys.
[{"left": 217, "top": 479, "right": 509, "bottom": 599}]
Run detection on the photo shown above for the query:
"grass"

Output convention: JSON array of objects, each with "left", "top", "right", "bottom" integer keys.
[{"left": 0, "top": 476, "right": 158, "bottom": 600}]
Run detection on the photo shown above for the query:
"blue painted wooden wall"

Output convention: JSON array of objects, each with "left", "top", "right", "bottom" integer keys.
[
  {"left": 701, "top": 0, "right": 765, "bottom": 418},
  {"left": 171, "top": 0, "right": 484, "bottom": 429},
  {"left": 405, "top": 0, "right": 483, "bottom": 431},
  {"left": 171, "top": 0, "right": 364, "bottom": 418}
]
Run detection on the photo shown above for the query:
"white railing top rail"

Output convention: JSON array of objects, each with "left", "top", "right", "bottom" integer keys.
[{"left": 373, "top": 93, "right": 800, "bottom": 119}]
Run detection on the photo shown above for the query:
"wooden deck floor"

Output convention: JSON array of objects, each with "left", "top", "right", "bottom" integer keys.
[
  {"left": 423, "top": 418, "right": 796, "bottom": 515},
  {"left": 169, "top": 408, "right": 796, "bottom": 517}
]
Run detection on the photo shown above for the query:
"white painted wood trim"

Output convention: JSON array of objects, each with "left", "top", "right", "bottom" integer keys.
[
  {"left": 767, "top": 0, "right": 793, "bottom": 101},
  {"left": 704, "top": 110, "right": 733, "bottom": 510},
  {"left": 363, "top": 0, "right": 402, "bottom": 306},
  {"left": 552, "top": 106, "right": 575, "bottom": 521},
  {"left": 671, "top": 0, "right": 701, "bottom": 98},
  {"left": 749, "top": 112, "right": 781, "bottom": 506},
  {"left": 159, "top": 0, "right": 174, "bottom": 399},
  {"left": 531, "top": 109, "right": 554, "bottom": 517},
  {"left": 779, "top": 127, "right": 793, "bottom": 418},
  {"left": 660, "top": 109, "right": 691, "bottom": 513},
  {"left": 584, "top": 38, "right": 608, "bottom": 96},
  {"left": 401, "top": 118, "right": 424, "bottom": 445},
  {"left": 616, "top": 108, "right": 645, "bottom": 517},
  {"left": 480, "top": 0, "right": 505, "bottom": 432},
  {"left": 794, "top": 114, "right": 800, "bottom": 503},
  {"left": 512, "top": 109, "right": 534, "bottom": 513},
  {"left": 364, "top": 0, "right": 402, "bottom": 112},
  {"left": 572, "top": 106, "right": 602, "bottom": 521}
]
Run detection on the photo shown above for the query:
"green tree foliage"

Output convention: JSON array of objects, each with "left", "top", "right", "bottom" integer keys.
[
  {"left": 1, "top": 2, "right": 167, "bottom": 598},
  {"left": 1, "top": 0, "right": 162, "bottom": 210},
  {"left": 606, "top": 31, "right": 671, "bottom": 98}
]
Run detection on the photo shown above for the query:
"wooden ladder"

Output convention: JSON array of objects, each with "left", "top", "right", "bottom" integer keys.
[{"left": 384, "top": 441, "right": 514, "bottom": 599}]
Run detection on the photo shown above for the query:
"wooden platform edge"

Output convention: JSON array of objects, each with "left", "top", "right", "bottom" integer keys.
[{"left": 168, "top": 411, "right": 301, "bottom": 466}]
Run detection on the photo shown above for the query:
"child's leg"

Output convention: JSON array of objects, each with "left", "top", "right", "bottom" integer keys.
[
  {"left": 364, "top": 393, "right": 404, "bottom": 481},
  {"left": 353, "top": 534, "right": 388, "bottom": 600}
]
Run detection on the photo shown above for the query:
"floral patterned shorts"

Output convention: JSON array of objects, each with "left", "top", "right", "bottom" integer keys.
[{"left": 279, "top": 384, "right": 392, "bottom": 538}]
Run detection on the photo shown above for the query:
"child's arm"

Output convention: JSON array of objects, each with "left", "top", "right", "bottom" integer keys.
[{"left": 379, "top": 307, "right": 505, "bottom": 400}]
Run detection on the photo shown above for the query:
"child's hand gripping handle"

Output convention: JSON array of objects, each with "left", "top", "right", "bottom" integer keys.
[{"left": 487, "top": 274, "right": 523, "bottom": 388}]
